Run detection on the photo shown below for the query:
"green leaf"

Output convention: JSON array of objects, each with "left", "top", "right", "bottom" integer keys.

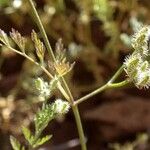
[
  {"left": 34, "top": 104, "right": 55, "bottom": 134},
  {"left": 33, "top": 135, "right": 52, "bottom": 148},
  {"left": 22, "top": 126, "right": 35, "bottom": 145},
  {"left": 10, "top": 136, "right": 25, "bottom": 150}
]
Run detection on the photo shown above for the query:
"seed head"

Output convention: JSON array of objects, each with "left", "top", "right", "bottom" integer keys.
[{"left": 52, "top": 99, "right": 70, "bottom": 115}]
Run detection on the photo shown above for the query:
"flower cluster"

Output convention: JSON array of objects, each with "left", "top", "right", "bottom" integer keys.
[
  {"left": 52, "top": 99, "right": 70, "bottom": 115},
  {"left": 124, "top": 26, "right": 150, "bottom": 89},
  {"left": 49, "top": 39, "right": 75, "bottom": 77},
  {"left": 34, "top": 78, "right": 50, "bottom": 99}
]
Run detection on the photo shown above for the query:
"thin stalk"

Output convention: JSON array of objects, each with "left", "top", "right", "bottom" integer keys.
[
  {"left": 74, "top": 80, "right": 129, "bottom": 106},
  {"left": 108, "top": 65, "right": 124, "bottom": 83},
  {"left": 74, "top": 65, "right": 125, "bottom": 105},
  {"left": 27, "top": 0, "right": 56, "bottom": 61},
  {"left": 109, "top": 80, "right": 129, "bottom": 88},
  {"left": 6, "top": 45, "right": 70, "bottom": 101},
  {"left": 60, "top": 77, "right": 74, "bottom": 103},
  {"left": 57, "top": 81, "right": 70, "bottom": 101},
  {"left": 74, "top": 84, "right": 109, "bottom": 105},
  {"left": 72, "top": 105, "right": 87, "bottom": 150},
  {"left": 61, "top": 77, "right": 87, "bottom": 150},
  {"left": 28, "top": 121, "right": 53, "bottom": 150},
  {"left": 27, "top": 1, "right": 87, "bottom": 149},
  {"left": 27, "top": 0, "right": 75, "bottom": 103},
  {"left": 59, "top": 77, "right": 87, "bottom": 149},
  {"left": 32, "top": 125, "right": 47, "bottom": 147},
  {"left": 59, "top": 77, "right": 87, "bottom": 150},
  {"left": 6, "top": 46, "right": 54, "bottom": 78}
]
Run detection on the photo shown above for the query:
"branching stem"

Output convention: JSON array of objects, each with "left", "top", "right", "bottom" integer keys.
[
  {"left": 27, "top": 0, "right": 87, "bottom": 149},
  {"left": 74, "top": 65, "right": 128, "bottom": 105},
  {"left": 9, "top": 1, "right": 129, "bottom": 150},
  {"left": 6, "top": 45, "right": 70, "bottom": 101}
]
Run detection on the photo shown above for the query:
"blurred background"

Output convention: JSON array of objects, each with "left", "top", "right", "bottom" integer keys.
[{"left": 1, "top": 0, "right": 150, "bottom": 149}]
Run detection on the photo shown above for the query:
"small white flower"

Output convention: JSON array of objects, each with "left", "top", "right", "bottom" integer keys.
[
  {"left": 124, "top": 54, "right": 142, "bottom": 68},
  {"left": 53, "top": 99, "right": 70, "bottom": 115},
  {"left": 134, "top": 63, "right": 150, "bottom": 89},
  {"left": 132, "top": 26, "right": 150, "bottom": 56},
  {"left": 135, "top": 70, "right": 150, "bottom": 89},
  {"left": 35, "top": 78, "right": 51, "bottom": 98},
  {"left": 124, "top": 25, "right": 150, "bottom": 89},
  {"left": 124, "top": 54, "right": 142, "bottom": 80}
]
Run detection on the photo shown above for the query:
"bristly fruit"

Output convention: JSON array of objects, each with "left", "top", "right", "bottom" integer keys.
[{"left": 124, "top": 26, "right": 150, "bottom": 89}]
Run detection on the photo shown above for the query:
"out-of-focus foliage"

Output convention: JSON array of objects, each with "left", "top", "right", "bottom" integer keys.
[
  {"left": 0, "top": 0, "right": 9, "bottom": 6},
  {"left": 10, "top": 136, "right": 25, "bottom": 150},
  {"left": 110, "top": 133, "right": 149, "bottom": 150}
]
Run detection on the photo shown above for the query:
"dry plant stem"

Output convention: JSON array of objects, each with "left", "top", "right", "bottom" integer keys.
[
  {"left": 75, "top": 65, "right": 128, "bottom": 105},
  {"left": 27, "top": 1, "right": 87, "bottom": 150}
]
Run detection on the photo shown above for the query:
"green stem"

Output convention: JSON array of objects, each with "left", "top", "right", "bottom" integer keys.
[
  {"left": 6, "top": 45, "right": 54, "bottom": 78},
  {"left": 29, "top": 120, "right": 53, "bottom": 150},
  {"left": 61, "top": 77, "right": 74, "bottom": 103},
  {"left": 32, "top": 125, "right": 46, "bottom": 147},
  {"left": 59, "top": 77, "right": 87, "bottom": 150},
  {"left": 74, "top": 84, "right": 109, "bottom": 105},
  {"left": 6, "top": 45, "right": 72, "bottom": 102},
  {"left": 27, "top": 1, "right": 87, "bottom": 149},
  {"left": 109, "top": 80, "right": 129, "bottom": 88},
  {"left": 72, "top": 105, "right": 87, "bottom": 150},
  {"left": 60, "top": 77, "right": 87, "bottom": 149},
  {"left": 27, "top": 0, "right": 56, "bottom": 61},
  {"left": 108, "top": 64, "right": 124, "bottom": 83},
  {"left": 74, "top": 65, "right": 127, "bottom": 105},
  {"left": 74, "top": 80, "right": 129, "bottom": 105},
  {"left": 27, "top": 0, "right": 75, "bottom": 103}
]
